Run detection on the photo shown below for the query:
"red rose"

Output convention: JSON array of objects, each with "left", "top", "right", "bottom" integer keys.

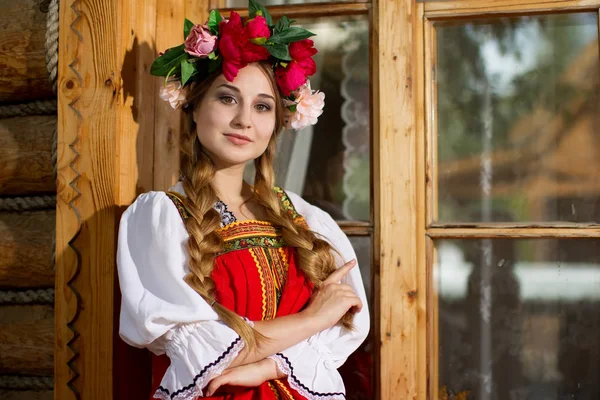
[
  {"left": 276, "top": 62, "right": 307, "bottom": 96},
  {"left": 289, "top": 39, "right": 317, "bottom": 77},
  {"left": 218, "top": 12, "right": 270, "bottom": 81},
  {"left": 219, "top": 12, "right": 247, "bottom": 81},
  {"left": 246, "top": 16, "right": 271, "bottom": 40}
]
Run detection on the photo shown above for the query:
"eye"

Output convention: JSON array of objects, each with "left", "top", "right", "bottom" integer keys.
[
  {"left": 219, "top": 95, "right": 236, "bottom": 105},
  {"left": 255, "top": 103, "right": 272, "bottom": 112}
]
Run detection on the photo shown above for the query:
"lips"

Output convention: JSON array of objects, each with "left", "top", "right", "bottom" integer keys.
[{"left": 224, "top": 133, "right": 252, "bottom": 145}]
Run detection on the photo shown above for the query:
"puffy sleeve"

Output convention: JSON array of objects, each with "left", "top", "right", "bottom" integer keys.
[
  {"left": 117, "top": 191, "right": 244, "bottom": 400},
  {"left": 268, "top": 191, "right": 370, "bottom": 400}
]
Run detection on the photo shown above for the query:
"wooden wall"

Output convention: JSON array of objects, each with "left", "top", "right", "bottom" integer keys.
[
  {"left": 0, "top": 0, "right": 58, "bottom": 399},
  {"left": 55, "top": 0, "right": 208, "bottom": 399}
]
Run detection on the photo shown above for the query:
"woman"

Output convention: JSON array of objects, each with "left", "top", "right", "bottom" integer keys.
[{"left": 117, "top": 3, "right": 369, "bottom": 399}]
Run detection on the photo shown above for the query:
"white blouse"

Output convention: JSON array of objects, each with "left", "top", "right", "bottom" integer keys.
[{"left": 117, "top": 181, "right": 370, "bottom": 400}]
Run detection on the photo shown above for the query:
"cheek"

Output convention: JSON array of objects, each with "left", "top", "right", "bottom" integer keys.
[
  {"left": 196, "top": 107, "right": 228, "bottom": 137},
  {"left": 255, "top": 113, "right": 276, "bottom": 141}
]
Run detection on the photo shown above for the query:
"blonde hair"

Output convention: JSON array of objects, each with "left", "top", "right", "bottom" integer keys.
[{"left": 179, "top": 63, "right": 352, "bottom": 349}]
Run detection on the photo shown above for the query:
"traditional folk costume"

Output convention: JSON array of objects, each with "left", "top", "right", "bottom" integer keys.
[
  {"left": 120, "top": 2, "right": 368, "bottom": 398},
  {"left": 117, "top": 181, "right": 370, "bottom": 400}
]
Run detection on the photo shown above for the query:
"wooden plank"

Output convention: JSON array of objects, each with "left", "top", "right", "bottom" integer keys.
[
  {"left": 153, "top": 1, "right": 186, "bottom": 191},
  {"left": 56, "top": 0, "right": 123, "bottom": 398},
  {"left": 0, "top": 0, "right": 54, "bottom": 102},
  {"left": 424, "top": 17, "right": 437, "bottom": 226},
  {"left": 427, "top": 226, "right": 600, "bottom": 238},
  {"left": 0, "top": 210, "right": 55, "bottom": 288},
  {"left": 0, "top": 305, "right": 53, "bottom": 375},
  {"left": 370, "top": 2, "right": 382, "bottom": 398},
  {"left": 373, "top": 0, "right": 422, "bottom": 398},
  {"left": 338, "top": 221, "right": 373, "bottom": 236},
  {"left": 424, "top": 0, "right": 600, "bottom": 18},
  {"left": 218, "top": 2, "right": 370, "bottom": 18},
  {"left": 117, "top": 0, "right": 158, "bottom": 201},
  {"left": 414, "top": 3, "right": 429, "bottom": 400},
  {"left": 0, "top": 116, "right": 56, "bottom": 196}
]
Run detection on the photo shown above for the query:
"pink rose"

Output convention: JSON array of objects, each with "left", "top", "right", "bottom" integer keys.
[
  {"left": 184, "top": 24, "right": 217, "bottom": 57},
  {"left": 284, "top": 80, "right": 325, "bottom": 130},
  {"left": 159, "top": 80, "right": 189, "bottom": 110}
]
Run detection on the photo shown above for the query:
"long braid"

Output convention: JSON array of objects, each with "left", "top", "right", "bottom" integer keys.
[
  {"left": 253, "top": 139, "right": 354, "bottom": 329},
  {"left": 179, "top": 83, "right": 264, "bottom": 349}
]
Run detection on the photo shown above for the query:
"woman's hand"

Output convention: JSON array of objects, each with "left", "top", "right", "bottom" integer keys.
[
  {"left": 302, "top": 259, "right": 363, "bottom": 331},
  {"left": 205, "top": 358, "right": 284, "bottom": 396}
]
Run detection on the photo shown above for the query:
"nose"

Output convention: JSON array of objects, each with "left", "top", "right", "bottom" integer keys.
[{"left": 231, "top": 104, "right": 252, "bottom": 129}]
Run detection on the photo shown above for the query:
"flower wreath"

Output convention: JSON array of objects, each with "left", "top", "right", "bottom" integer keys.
[{"left": 150, "top": 0, "right": 325, "bottom": 131}]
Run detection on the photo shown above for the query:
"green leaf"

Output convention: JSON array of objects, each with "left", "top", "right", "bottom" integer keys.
[
  {"left": 181, "top": 59, "right": 196, "bottom": 86},
  {"left": 274, "top": 16, "right": 290, "bottom": 34},
  {"left": 266, "top": 43, "right": 291, "bottom": 61},
  {"left": 150, "top": 44, "right": 187, "bottom": 76},
  {"left": 207, "top": 10, "right": 222, "bottom": 35},
  {"left": 249, "top": 0, "right": 273, "bottom": 26},
  {"left": 207, "top": 51, "right": 218, "bottom": 60},
  {"left": 208, "top": 57, "right": 222, "bottom": 74},
  {"left": 184, "top": 19, "right": 195, "bottom": 39},
  {"left": 268, "top": 27, "right": 315, "bottom": 44}
]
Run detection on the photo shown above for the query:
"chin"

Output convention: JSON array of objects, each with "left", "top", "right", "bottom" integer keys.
[{"left": 213, "top": 151, "right": 261, "bottom": 168}]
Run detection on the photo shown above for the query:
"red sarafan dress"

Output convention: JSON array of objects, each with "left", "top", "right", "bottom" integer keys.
[
  {"left": 118, "top": 182, "right": 368, "bottom": 400},
  {"left": 151, "top": 189, "right": 313, "bottom": 400}
]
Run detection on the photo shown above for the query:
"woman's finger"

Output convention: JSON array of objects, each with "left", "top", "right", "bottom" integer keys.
[
  {"left": 206, "top": 375, "right": 227, "bottom": 397},
  {"left": 323, "top": 259, "right": 356, "bottom": 285}
]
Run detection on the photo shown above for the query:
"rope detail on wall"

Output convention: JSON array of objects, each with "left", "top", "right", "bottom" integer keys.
[
  {"left": 45, "top": 0, "right": 60, "bottom": 94},
  {"left": 0, "top": 195, "right": 56, "bottom": 212},
  {"left": 0, "top": 375, "right": 54, "bottom": 390},
  {"left": 0, "top": 100, "right": 58, "bottom": 118},
  {"left": 0, "top": 289, "right": 55, "bottom": 305}
]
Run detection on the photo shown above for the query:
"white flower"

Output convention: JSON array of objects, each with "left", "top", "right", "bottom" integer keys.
[
  {"left": 159, "top": 80, "right": 189, "bottom": 110},
  {"left": 284, "top": 80, "right": 325, "bottom": 130}
]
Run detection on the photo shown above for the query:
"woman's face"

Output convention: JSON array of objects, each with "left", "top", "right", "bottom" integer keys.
[{"left": 193, "top": 64, "right": 277, "bottom": 169}]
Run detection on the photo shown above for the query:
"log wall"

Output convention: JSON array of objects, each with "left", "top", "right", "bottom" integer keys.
[
  {"left": 0, "top": 0, "right": 55, "bottom": 102},
  {"left": 0, "top": 0, "right": 57, "bottom": 397}
]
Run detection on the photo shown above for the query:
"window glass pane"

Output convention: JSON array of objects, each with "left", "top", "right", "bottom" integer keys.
[
  {"left": 226, "top": 0, "right": 358, "bottom": 6},
  {"left": 436, "top": 238, "right": 600, "bottom": 399},
  {"left": 339, "top": 235, "right": 373, "bottom": 400},
  {"left": 244, "top": 15, "right": 370, "bottom": 221},
  {"left": 435, "top": 13, "right": 600, "bottom": 223}
]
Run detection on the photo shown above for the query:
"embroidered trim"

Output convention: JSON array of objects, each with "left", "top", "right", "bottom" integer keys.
[
  {"left": 273, "top": 187, "right": 309, "bottom": 230},
  {"left": 268, "top": 353, "right": 346, "bottom": 400},
  {"left": 165, "top": 191, "right": 190, "bottom": 221},
  {"left": 154, "top": 337, "right": 244, "bottom": 400},
  {"left": 273, "top": 379, "right": 296, "bottom": 400},
  {"left": 221, "top": 235, "right": 287, "bottom": 253},
  {"left": 218, "top": 220, "right": 279, "bottom": 240},
  {"left": 273, "top": 187, "right": 298, "bottom": 218},
  {"left": 250, "top": 247, "right": 269, "bottom": 321},
  {"left": 268, "top": 381, "right": 283, "bottom": 400}
]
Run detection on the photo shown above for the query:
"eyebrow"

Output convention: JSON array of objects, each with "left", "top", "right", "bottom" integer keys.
[{"left": 217, "top": 83, "right": 275, "bottom": 101}]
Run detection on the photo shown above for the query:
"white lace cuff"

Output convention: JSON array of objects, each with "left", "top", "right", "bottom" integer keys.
[{"left": 153, "top": 322, "right": 245, "bottom": 400}]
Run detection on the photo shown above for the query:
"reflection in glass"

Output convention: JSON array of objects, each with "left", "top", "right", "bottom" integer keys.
[
  {"left": 226, "top": 0, "right": 356, "bottom": 6},
  {"left": 436, "top": 239, "right": 600, "bottom": 399},
  {"left": 245, "top": 16, "right": 370, "bottom": 221},
  {"left": 435, "top": 13, "right": 600, "bottom": 222},
  {"left": 339, "top": 235, "right": 373, "bottom": 400}
]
